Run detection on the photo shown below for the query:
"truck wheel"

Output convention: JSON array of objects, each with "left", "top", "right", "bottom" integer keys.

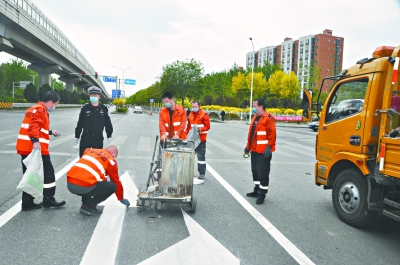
[{"left": 332, "top": 168, "right": 376, "bottom": 227}]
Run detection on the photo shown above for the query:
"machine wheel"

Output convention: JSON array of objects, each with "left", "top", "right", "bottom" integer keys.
[
  {"left": 189, "top": 195, "right": 197, "bottom": 213},
  {"left": 156, "top": 201, "right": 162, "bottom": 210},
  {"left": 332, "top": 168, "right": 377, "bottom": 227}
]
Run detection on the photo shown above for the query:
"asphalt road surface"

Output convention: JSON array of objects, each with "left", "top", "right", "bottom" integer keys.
[{"left": 0, "top": 107, "right": 399, "bottom": 265}]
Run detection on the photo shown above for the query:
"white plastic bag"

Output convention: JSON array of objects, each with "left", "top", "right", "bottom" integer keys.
[
  {"left": 16, "top": 149, "right": 44, "bottom": 203},
  {"left": 187, "top": 124, "right": 201, "bottom": 150}
]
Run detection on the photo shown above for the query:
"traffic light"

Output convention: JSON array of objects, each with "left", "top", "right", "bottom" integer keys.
[
  {"left": 95, "top": 72, "right": 98, "bottom": 79},
  {"left": 81, "top": 71, "right": 86, "bottom": 78}
]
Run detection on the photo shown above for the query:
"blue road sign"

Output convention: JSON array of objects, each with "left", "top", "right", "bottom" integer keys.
[
  {"left": 112, "top": 89, "right": 122, "bottom": 99},
  {"left": 103, "top": 76, "right": 117, "bottom": 83},
  {"left": 125, "top": 79, "right": 136, "bottom": 85}
]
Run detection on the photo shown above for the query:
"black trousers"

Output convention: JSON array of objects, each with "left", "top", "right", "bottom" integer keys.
[
  {"left": 68, "top": 181, "right": 116, "bottom": 208},
  {"left": 195, "top": 142, "right": 206, "bottom": 175},
  {"left": 79, "top": 134, "right": 103, "bottom": 157},
  {"left": 20, "top": 154, "right": 56, "bottom": 205},
  {"left": 250, "top": 151, "right": 272, "bottom": 196}
]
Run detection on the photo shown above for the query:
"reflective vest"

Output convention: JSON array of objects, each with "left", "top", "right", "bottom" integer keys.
[
  {"left": 159, "top": 105, "right": 187, "bottom": 140},
  {"left": 16, "top": 103, "right": 51, "bottom": 155},
  {"left": 67, "top": 148, "right": 124, "bottom": 200},
  {"left": 186, "top": 109, "right": 210, "bottom": 142},
  {"left": 246, "top": 112, "right": 276, "bottom": 153}
]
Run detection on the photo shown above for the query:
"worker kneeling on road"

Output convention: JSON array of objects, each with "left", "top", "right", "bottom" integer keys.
[{"left": 66, "top": 145, "right": 130, "bottom": 216}]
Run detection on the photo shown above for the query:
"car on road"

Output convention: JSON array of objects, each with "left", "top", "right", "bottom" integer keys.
[
  {"left": 133, "top": 106, "right": 143, "bottom": 114},
  {"left": 308, "top": 117, "right": 319, "bottom": 131}
]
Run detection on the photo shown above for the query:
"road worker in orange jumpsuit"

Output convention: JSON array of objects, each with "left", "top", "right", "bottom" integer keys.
[
  {"left": 244, "top": 98, "right": 276, "bottom": 205},
  {"left": 159, "top": 92, "right": 186, "bottom": 143}
]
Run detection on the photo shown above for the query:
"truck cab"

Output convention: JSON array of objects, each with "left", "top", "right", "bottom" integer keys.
[{"left": 303, "top": 45, "right": 400, "bottom": 227}]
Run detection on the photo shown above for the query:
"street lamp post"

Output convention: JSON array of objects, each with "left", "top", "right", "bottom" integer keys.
[
  {"left": 111, "top": 66, "right": 131, "bottom": 98},
  {"left": 249, "top": 37, "right": 255, "bottom": 124},
  {"left": 29, "top": 74, "right": 38, "bottom": 86}
]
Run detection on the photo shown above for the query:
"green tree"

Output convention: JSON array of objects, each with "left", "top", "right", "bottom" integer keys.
[
  {"left": 39, "top": 84, "right": 52, "bottom": 100},
  {"left": 159, "top": 59, "right": 204, "bottom": 106},
  {"left": 24, "top": 83, "right": 39, "bottom": 102}
]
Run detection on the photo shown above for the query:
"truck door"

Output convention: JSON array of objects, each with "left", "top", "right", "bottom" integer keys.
[{"left": 317, "top": 77, "right": 371, "bottom": 162}]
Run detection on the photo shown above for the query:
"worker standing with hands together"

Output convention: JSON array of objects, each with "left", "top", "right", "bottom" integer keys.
[
  {"left": 75, "top": 86, "right": 113, "bottom": 157},
  {"left": 159, "top": 92, "right": 186, "bottom": 143},
  {"left": 244, "top": 98, "right": 276, "bottom": 205}
]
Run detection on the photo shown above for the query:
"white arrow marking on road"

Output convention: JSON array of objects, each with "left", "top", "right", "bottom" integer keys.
[
  {"left": 206, "top": 164, "right": 315, "bottom": 265},
  {"left": 138, "top": 210, "right": 240, "bottom": 265},
  {"left": 0, "top": 157, "right": 79, "bottom": 229},
  {"left": 81, "top": 172, "right": 138, "bottom": 265}
]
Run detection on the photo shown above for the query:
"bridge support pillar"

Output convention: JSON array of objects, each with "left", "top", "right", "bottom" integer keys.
[
  {"left": 28, "top": 64, "right": 63, "bottom": 88},
  {"left": 58, "top": 76, "right": 83, "bottom": 93},
  {"left": 75, "top": 82, "right": 89, "bottom": 95}
]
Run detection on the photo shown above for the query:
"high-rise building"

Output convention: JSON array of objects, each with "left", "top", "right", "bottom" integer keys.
[{"left": 246, "top": 29, "right": 344, "bottom": 93}]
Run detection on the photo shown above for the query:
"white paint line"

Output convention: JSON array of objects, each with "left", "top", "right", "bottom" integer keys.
[
  {"left": 137, "top": 136, "right": 151, "bottom": 151},
  {"left": 138, "top": 210, "right": 240, "bottom": 265},
  {"left": 49, "top": 134, "right": 75, "bottom": 147},
  {"left": 0, "top": 157, "right": 78, "bottom": 229},
  {"left": 206, "top": 164, "right": 315, "bottom": 265},
  {"left": 0, "top": 130, "right": 13, "bottom": 135},
  {"left": 278, "top": 145, "right": 315, "bottom": 158},
  {"left": 7, "top": 141, "right": 16, "bottom": 146},
  {"left": 207, "top": 139, "right": 239, "bottom": 155},
  {"left": 80, "top": 172, "right": 133, "bottom": 265},
  {"left": 108, "top": 135, "right": 128, "bottom": 149},
  {"left": 0, "top": 134, "right": 16, "bottom": 141}
]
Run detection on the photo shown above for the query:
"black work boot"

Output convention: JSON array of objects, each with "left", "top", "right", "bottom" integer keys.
[
  {"left": 256, "top": 189, "right": 268, "bottom": 205},
  {"left": 246, "top": 185, "right": 259, "bottom": 197}
]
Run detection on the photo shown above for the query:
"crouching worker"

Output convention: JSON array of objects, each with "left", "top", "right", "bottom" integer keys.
[{"left": 66, "top": 145, "right": 130, "bottom": 216}]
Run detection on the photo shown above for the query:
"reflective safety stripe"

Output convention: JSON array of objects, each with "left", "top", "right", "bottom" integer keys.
[
  {"left": 43, "top": 182, "right": 56, "bottom": 188},
  {"left": 82, "top": 155, "right": 105, "bottom": 174},
  {"left": 39, "top": 138, "right": 50, "bottom": 144},
  {"left": 17, "top": 135, "right": 31, "bottom": 141},
  {"left": 32, "top": 109, "right": 37, "bottom": 113},
  {"left": 257, "top": 131, "right": 267, "bottom": 135},
  {"left": 165, "top": 123, "right": 169, "bottom": 127},
  {"left": 173, "top": 122, "right": 181, "bottom": 126},
  {"left": 191, "top": 124, "right": 204, "bottom": 128},
  {"left": 257, "top": 140, "right": 269, "bottom": 145},
  {"left": 21, "top": 123, "right": 29, "bottom": 129},
  {"left": 40, "top": 128, "right": 49, "bottom": 134},
  {"left": 165, "top": 132, "right": 169, "bottom": 135},
  {"left": 254, "top": 181, "right": 260, "bottom": 185},
  {"left": 75, "top": 163, "right": 103, "bottom": 182},
  {"left": 174, "top": 131, "right": 177, "bottom": 135},
  {"left": 200, "top": 131, "right": 208, "bottom": 134},
  {"left": 259, "top": 184, "right": 268, "bottom": 190},
  {"left": 198, "top": 161, "right": 206, "bottom": 164},
  {"left": 109, "top": 160, "right": 115, "bottom": 166}
]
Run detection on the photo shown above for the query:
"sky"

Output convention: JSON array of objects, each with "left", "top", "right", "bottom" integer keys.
[{"left": 1, "top": 0, "right": 400, "bottom": 97}]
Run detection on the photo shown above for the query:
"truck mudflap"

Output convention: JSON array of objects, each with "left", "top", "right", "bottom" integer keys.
[{"left": 378, "top": 137, "right": 400, "bottom": 179}]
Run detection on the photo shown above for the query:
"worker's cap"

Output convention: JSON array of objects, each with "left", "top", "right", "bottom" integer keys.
[{"left": 88, "top": 86, "right": 102, "bottom": 95}]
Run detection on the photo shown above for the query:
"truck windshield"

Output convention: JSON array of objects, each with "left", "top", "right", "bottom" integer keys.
[{"left": 325, "top": 78, "right": 368, "bottom": 123}]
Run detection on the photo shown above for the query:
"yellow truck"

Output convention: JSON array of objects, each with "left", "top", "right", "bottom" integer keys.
[{"left": 303, "top": 45, "right": 400, "bottom": 227}]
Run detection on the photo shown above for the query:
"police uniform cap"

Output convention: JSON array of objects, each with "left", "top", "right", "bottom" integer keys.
[{"left": 88, "top": 86, "right": 102, "bottom": 95}]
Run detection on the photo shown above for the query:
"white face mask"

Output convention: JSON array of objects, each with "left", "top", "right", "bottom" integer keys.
[{"left": 47, "top": 104, "right": 56, "bottom": 111}]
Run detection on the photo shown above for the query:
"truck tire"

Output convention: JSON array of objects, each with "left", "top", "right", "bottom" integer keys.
[{"left": 332, "top": 168, "right": 377, "bottom": 227}]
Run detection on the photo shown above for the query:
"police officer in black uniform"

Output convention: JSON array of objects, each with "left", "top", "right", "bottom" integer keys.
[{"left": 75, "top": 86, "right": 113, "bottom": 157}]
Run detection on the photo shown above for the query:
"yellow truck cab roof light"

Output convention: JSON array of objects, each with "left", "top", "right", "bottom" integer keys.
[{"left": 373, "top": 46, "right": 396, "bottom": 58}]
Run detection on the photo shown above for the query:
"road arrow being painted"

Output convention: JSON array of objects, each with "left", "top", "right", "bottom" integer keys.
[{"left": 138, "top": 210, "right": 240, "bottom": 265}]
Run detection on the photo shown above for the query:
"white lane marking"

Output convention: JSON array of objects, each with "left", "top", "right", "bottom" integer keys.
[
  {"left": 206, "top": 164, "right": 315, "bottom": 265},
  {"left": 278, "top": 145, "right": 315, "bottom": 158},
  {"left": 207, "top": 139, "right": 238, "bottom": 154},
  {"left": 226, "top": 140, "right": 297, "bottom": 158},
  {"left": 49, "top": 134, "right": 75, "bottom": 147},
  {"left": 0, "top": 157, "right": 79, "bottom": 229},
  {"left": 138, "top": 210, "right": 240, "bottom": 265},
  {"left": 0, "top": 134, "right": 16, "bottom": 141},
  {"left": 149, "top": 120, "right": 155, "bottom": 123},
  {"left": 108, "top": 135, "right": 128, "bottom": 149},
  {"left": 0, "top": 130, "right": 13, "bottom": 135},
  {"left": 6, "top": 141, "right": 16, "bottom": 146},
  {"left": 81, "top": 172, "right": 137, "bottom": 265},
  {"left": 137, "top": 136, "right": 151, "bottom": 151}
]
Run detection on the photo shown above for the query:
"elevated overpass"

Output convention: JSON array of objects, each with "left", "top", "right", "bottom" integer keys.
[{"left": 0, "top": 0, "right": 111, "bottom": 99}]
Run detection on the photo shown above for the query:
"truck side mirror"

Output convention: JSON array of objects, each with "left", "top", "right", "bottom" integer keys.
[{"left": 302, "top": 89, "right": 312, "bottom": 122}]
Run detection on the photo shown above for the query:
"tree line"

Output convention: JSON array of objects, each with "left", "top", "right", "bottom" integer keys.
[
  {"left": 127, "top": 58, "right": 324, "bottom": 109},
  {"left": 0, "top": 59, "right": 88, "bottom": 104}
]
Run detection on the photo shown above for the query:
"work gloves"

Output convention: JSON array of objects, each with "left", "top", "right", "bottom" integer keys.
[
  {"left": 244, "top": 147, "right": 249, "bottom": 154},
  {"left": 33, "top": 142, "right": 41, "bottom": 150},
  {"left": 263, "top": 146, "right": 272, "bottom": 158},
  {"left": 107, "top": 137, "right": 112, "bottom": 143},
  {"left": 74, "top": 138, "right": 79, "bottom": 144},
  {"left": 120, "top": 199, "right": 130, "bottom": 207}
]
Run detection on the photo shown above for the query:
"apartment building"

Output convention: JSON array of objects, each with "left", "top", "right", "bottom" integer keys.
[{"left": 246, "top": 29, "right": 344, "bottom": 92}]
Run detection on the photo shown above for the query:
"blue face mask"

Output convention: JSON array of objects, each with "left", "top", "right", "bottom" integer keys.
[
  {"left": 252, "top": 108, "right": 257, "bottom": 114},
  {"left": 164, "top": 102, "right": 172, "bottom": 108},
  {"left": 47, "top": 105, "right": 56, "bottom": 111},
  {"left": 90, "top": 96, "right": 99, "bottom": 103},
  {"left": 192, "top": 107, "right": 199, "bottom": 112}
]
